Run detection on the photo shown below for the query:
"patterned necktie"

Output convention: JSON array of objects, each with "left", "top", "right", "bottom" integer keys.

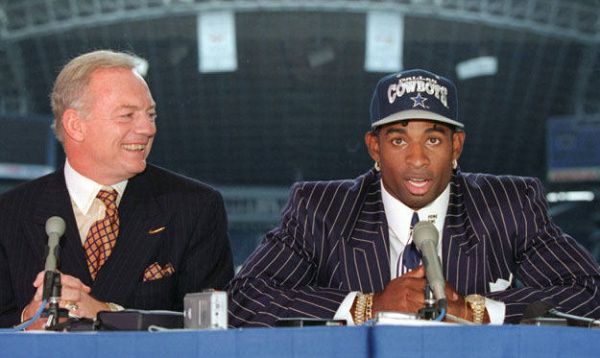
[
  {"left": 399, "top": 212, "right": 421, "bottom": 275},
  {"left": 83, "top": 189, "right": 119, "bottom": 280}
]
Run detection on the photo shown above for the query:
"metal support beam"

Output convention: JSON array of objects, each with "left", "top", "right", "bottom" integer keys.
[
  {"left": 0, "top": 43, "right": 27, "bottom": 114},
  {"left": 0, "top": 0, "right": 598, "bottom": 44},
  {"left": 574, "top": 45, "right": 600, "bottom": 115}
]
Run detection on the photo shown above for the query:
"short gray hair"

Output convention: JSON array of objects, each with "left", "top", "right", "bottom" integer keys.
[{"left": 50, "top": 50, "right": 146, "bottom": 142}]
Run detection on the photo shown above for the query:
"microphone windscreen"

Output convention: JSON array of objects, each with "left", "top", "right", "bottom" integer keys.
[
  {"left": 521, "top": 301, "right": 553, "bottom": 321},
  {"left": 412, "top": 221, "right": 439, "bottom": 250},
  {"left": 45, "top": 216, "right": 66, "bottom": 237}
]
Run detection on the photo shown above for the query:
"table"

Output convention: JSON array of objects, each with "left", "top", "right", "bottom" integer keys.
[
  {"left": 372, "top": 325, "right": 600, "bottom": 357},
  {"left": 1, "top": 324, "right": 598, "bottom": 357}
]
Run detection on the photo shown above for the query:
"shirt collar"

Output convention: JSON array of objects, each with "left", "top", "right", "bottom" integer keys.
[
  {"left": 381, "top": 180, "right": 450, "bottom": 243},
  {"left": 64, "top": 160, "right": 128, "bottom": 215}
]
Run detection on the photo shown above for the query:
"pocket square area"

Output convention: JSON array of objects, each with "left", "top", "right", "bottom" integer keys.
[
  {"left": 489, "top": 273, "right": 513, "bottom": 292},
  {"left": 143, "top": 262, "right": 175, "bottom": 282}
]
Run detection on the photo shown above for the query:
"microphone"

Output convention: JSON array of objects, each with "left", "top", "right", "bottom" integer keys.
[
  {"left": 521, "top": 300, "right": 553, "bottom": 321},
  {"left": 521, "top": 301, "right": 600, "bottom": 327},
  {"left": 547, "top": 308, "right": 600, "bottom": 327},
  {"left": 412, "top": 221, "right": 447, "bottom": 308},
  {"left": 42, "top": 216, "right": 66, "bottom": 300}
]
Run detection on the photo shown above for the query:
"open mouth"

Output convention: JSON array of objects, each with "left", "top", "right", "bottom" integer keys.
[
  {"left": 406, "top": 177, "right": 432, "bottom": 195},
  {"left": 122, "top": 144, "right": 146, "bottom": 151}
]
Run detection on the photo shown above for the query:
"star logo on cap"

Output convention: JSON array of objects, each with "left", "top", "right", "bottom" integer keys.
[{"left": 410, "top": 93, "right": 428, "bottom": 109}]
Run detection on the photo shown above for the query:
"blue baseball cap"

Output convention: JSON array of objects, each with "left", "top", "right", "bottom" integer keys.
[{"left": 369, "top": 69, "right": 463, "bottom": 129}]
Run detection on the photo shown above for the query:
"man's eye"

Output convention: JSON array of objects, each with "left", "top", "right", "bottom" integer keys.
[
  {"left": 428, "top": 137, "right": 440, "bottom": 144},
  {"left": 391, "top": 139, "right": 405, "bottom": 146},
  {"left": 120, "top": 113, "right": 134, "bottom": 119}
]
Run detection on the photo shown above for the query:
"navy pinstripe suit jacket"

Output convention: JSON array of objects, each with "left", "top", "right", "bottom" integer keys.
[
  {"left": 0, "top": 164, "right": 234, "bottom": 327},
  {"left": 228, "top": 168, "right": 600, "bottom": 327}
]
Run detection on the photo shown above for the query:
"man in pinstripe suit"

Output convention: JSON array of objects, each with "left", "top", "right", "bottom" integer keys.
[
  {"left": 228, "top": 69, "right": 600, "bottom": 326},
  {"left": 0, "top": 50, "right": 233, "bottom": 328}
]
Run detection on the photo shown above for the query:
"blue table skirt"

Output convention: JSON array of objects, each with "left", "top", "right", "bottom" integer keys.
[{"left": 2, "top": 324, "right": 599, "bottom": 358}]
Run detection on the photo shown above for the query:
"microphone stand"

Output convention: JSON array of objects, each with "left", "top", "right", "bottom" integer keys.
[
  {"left": 42, "top": 271, "right": 69, "bottom": 330},
  {"left": 418, "top": 285, "right": 446, "bottom": 320},
  {"left": 418, "top": 285, "right": 439, "bottom": 320}
]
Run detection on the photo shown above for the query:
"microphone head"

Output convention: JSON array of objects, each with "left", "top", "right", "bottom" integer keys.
[
  {"left": 412, "top": 221, "right": 439, "bottom": 251},
  {"left": 521, "top": 301, "right": 553, "bottom": 321},
  {"left": 45, "top": 216, "right": 66, "bottom": 237}
]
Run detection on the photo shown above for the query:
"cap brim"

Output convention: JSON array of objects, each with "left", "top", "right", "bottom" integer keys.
[{"left": 371, "top": 109, "right": 464, "bottom": 129}]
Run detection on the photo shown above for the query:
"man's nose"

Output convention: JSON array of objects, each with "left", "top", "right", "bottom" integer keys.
[
  {"left": 135, "top": 114, "right": 157, "bottom": 136},
  {"left": 406, "top": 145, "right": 429, "bottom": 168}
]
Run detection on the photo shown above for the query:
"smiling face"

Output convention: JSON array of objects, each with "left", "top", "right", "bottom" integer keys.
[
  {"left": 63, "top": 67, "right": 157, "bottom": 185},
  {"left": 365, "top": 120, "right": 465, "bottom": 210}
]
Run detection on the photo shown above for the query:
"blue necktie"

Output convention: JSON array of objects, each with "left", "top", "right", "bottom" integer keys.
[{"left": 400, "top": 212, "right": 421, "bottom": 274}]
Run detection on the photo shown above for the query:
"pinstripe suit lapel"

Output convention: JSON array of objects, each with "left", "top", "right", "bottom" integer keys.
[
  {"left": 32, "top": 169, "right": 91, "bottom": 284},
  {"left": 443, "top": 175, "right": 479, "bottom": 254},
  {"left": 341, "top": 170, "right": 390, "bottom": 293},
  {"left": 442, "top": 171, "right": 488, "bottom": 294}
]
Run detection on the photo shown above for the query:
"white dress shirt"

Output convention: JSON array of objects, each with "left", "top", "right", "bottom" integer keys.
[
  {"left": 382, "top": 181, "right": 449, "bottom": 278},
  {"left": 64, "top": 160, "right": 127, "bottom": 243}
]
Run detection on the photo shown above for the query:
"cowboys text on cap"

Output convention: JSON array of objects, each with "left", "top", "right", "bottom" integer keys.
[{"left": 387, "top": 75, "right": 449, "bottom": 109}]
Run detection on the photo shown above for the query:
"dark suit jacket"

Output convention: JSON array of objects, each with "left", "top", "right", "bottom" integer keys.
[
  {"left": 0, "top": 164, "right": 233, "bottom": 327},
  {"left": 228, "top": 169, "right": 600, "bottom": 327}
]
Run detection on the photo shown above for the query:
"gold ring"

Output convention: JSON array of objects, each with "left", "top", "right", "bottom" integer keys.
[{"left": 65, "top": 302, "right": 79, "bottom": 311}]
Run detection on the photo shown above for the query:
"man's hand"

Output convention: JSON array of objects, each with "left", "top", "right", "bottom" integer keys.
[
  {"left": 371, "top": 266, "right": 428, "bottom": 315},
  {"left": 443, "top": 282, "right": 469, "bottom": 320},
  {"left": 444, "top": 285, "right": 490, "bottom": 323},
  {"left": 21, "top": 271, "right": 110, "bottom": 329},
  {"left": 369, "top": 265, "right": 486, "bottom": 322}
]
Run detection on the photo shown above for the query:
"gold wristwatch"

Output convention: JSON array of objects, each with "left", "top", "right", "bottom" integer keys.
[{"left": 465, "top": 294, "right": 486, "bottom": 324}]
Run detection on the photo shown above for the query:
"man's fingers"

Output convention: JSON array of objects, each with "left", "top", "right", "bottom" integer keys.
[
  {"left": 33, "top": 288, "right": 41, "bottom": 301},
  {"left": 60, "top": 274, "right": 91, "bottom": 292},
  {"left": 443, "top": 282, "right": 461, "bottom": 301},
  {"left": 32, "top": 271, "right": 91, "bottom": 301},
  {"left": 32, "top": 271, "right": 45, "bottom": 288},
  {"left": 60, "top": 286, "right": 91, "bottom": 303},
  {"left": 403, "top": 265, "right": 426, "bottom": 278}
]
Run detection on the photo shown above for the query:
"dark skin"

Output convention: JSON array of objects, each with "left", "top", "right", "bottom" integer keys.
[{"left": 355, "top": 119, "right": 489, "bottom": 323}]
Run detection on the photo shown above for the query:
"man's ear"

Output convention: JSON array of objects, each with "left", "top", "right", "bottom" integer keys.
[
  {"left": 61, "top": 109, "right": 85, "bottom": 142},
  {"left": 365, "top": 131, "right": 380, "bottom": 163},
  {"left": 452, "top": 130, "right": 466, "bottom": 162}
]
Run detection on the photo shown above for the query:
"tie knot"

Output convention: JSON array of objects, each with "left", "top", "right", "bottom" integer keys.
[
  {"left": 410, "top": 212, "right": 420, "bottom": 228},
  {"left": 96, "top": 189, "right": 118, "bottom": 208}
]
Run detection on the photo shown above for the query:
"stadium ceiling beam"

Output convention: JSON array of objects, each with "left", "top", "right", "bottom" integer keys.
[
  {"left": 574, "top": 45, "right": 600, "bottom": 116},
  {"left": 0, "top": 0, "right": 598, "bottom": 44},
  {"left": 0, "top": 43, "right": 28, "bottom": 114}
]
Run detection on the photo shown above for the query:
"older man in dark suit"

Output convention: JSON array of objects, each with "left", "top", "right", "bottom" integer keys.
[
  {"left": 228, "top": 69, "right": 600, "bottom": 327},
  {"left": 0, "top": 50, "right": 233, "bottom": 328}
]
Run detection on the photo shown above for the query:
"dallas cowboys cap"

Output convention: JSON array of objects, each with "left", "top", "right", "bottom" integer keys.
[{"left": 369, "top": 69, "right": 463, "bottom": 129}]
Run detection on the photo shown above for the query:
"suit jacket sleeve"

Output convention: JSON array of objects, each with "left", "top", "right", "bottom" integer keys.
[
  {"left": 0, "top": 236, "right": 19, "bottom": 326},
  {"left": 483, "top": 177, "right": 600, "bottom": 323},
  {"left": 0, "top": 184, "right": 38, "bottom": 327},
  {"left": 179, "top": 189, "right": 233, "bottom": 296},
  {"left": 228, "top": 183, "right": 350, "bottom": 327}
]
